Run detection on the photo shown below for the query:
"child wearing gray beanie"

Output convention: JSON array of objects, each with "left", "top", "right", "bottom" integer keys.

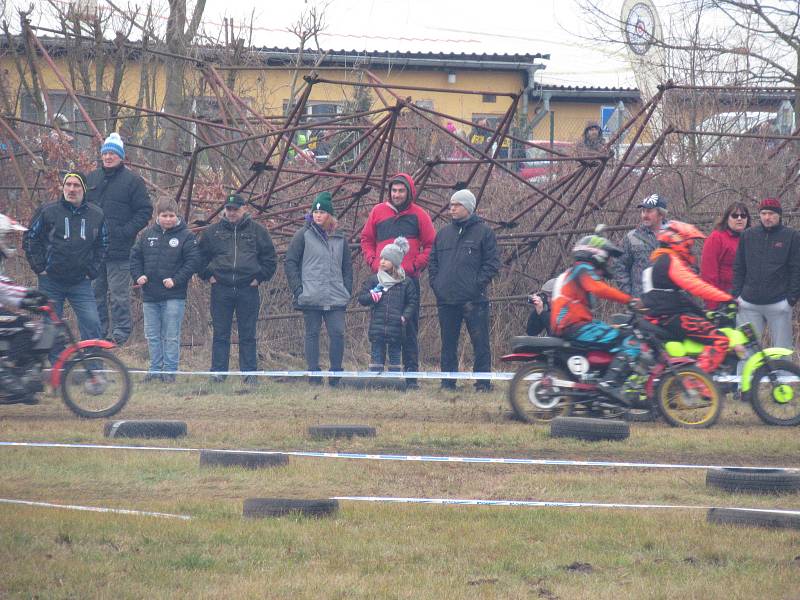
[{"left": 358, "top": 237, "right": 419, "bottom": 373}]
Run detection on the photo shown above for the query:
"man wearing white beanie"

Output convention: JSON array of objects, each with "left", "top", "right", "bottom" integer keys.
[
  {"left": 429, "top": 188, "right": 500, "bottom": 392},
  {"left": 86, "top": 132, "right": 152, "bottom": 345}
]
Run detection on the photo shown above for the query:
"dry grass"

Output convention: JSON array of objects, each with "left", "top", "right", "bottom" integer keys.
[{"left": 1, "top": 375, "right": 799, "bottom": 599}]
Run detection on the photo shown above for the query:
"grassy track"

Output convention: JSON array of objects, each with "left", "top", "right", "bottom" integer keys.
[{"left": 1, "top": 376, "right": 798, "bottom": 599}]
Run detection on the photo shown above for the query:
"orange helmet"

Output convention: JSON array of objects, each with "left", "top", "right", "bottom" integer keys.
[{"left": 657, "top": 220, "right": 705, "bottom": 261}]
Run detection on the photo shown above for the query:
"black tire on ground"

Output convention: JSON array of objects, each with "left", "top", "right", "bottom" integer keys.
[
  {"left": 706, "top": 467, "right": 800, "bottom": 494},
  {"left": 199, "top": 450, "right": 289, "bottom": 469},
  {"left": 103, "top": 420, "right": 187, "bottom": 439},
  {"left": 707, "top": 507, "right": 800, "bottom": 530},
  {"left": 243, "top": 498, "right": 339, "bottom": 518},
  {"left": 308, "top": 425, "right": 377, "bottom": 439},
  {"left": 550, "top": 416, "right": 630, "bottom": 441}
]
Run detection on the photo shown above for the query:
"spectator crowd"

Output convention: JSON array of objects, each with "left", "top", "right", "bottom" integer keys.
[{"left": 1, "top": 131, "right": 799, "bottom": 399}]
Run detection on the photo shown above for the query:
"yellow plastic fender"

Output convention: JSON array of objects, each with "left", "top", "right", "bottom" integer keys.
[{"left": 740, "top": 348, "right": 795, "bottom": 393}]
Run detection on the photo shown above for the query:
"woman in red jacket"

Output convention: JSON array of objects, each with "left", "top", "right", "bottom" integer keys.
[{"left": 700, "top": 202, "right": 750, "bottom": 308}]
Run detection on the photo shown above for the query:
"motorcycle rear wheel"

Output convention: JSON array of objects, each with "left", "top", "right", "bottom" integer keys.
[
  {"left": 60, "top": 349, "right": 131, "bottom": 418},
  {"left": 656, "top": 365, "right": 721, "bottom": 428},
  {"left": 749, "top": 360, "right": 800, "bottom": 426},
  {"left": 508, "top": 363, "right": 573, "bottom": 423}
]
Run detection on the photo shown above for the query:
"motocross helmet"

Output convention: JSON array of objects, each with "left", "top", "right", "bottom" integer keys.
[
  {"left": 0, "top": 213, "right": 27, "bottom": 261},
  {"left": 657, "top": 220, "right": 705, "bottom": 263},
  {"left": 572, "top": 234, "right": 622, "bottom": 271}
]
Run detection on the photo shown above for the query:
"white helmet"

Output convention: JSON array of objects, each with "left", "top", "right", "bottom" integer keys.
[{"left": 0, "top": 213, "right": 27, "bottom": 259}]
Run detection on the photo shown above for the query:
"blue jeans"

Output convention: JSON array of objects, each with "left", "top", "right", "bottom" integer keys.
[
  {"left": 302, "top": 309, "right": 345, "bottom": 371},
  {"left": 210, "top": 283, "right": 260, "bottom": 375},
  {"left": 143, "top": 299, "right": 186, "bottom": 373},
  {"left": 38, "top": 275, "right": 102, "bottom": 362},
  {"left": 370, "top": 339, "right": 402, "bottom": 371}
]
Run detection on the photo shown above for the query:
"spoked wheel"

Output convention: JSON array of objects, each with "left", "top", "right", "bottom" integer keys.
[
  {"left": 60, "top": 349, "right": 131, "bottom": 418},
  {"left": 656, "top": 365, "right": 721, "bottom": 428},
  {"left": 508, "top": 363, "right": 573, "bottom": 423},
  {"left": 749, "top": 360, "right": 800, "bottom": 426}
]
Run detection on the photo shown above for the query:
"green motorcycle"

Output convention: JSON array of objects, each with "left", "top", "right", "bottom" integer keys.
[{"left": 662, "top": 305, "right": 800, "bottom": 426}]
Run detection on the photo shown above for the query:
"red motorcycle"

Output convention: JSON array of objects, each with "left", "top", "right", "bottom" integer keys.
[
  {"left": 501, "top": 309, "right": 722, "bottom": 428},
  {"left": 0, "top": 303, "right": 131, "bottom": 418}
]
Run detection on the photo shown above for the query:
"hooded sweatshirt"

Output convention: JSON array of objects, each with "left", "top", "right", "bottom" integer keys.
[{"left": 360, "top": 173, "right": 436, "bottom": 278}]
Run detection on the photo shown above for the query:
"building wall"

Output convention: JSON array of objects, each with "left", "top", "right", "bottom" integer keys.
[{"left": 1, "top": 53, "right": 641, "bottom": 144}]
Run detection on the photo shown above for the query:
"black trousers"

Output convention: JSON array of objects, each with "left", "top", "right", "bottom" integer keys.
[
  {"left": 437, "top": 301, "right": 491, "bottom": 388},
  {"left": 402, "top": 277, "right": 421, "bottom": 373},
  {"left": 210, "top": 283, "right": 260, "bottom": 375}
]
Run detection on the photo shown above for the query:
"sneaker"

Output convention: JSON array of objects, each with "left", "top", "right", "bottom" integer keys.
[
  {"left": 474, "top": 383, "right": 493, "bottom": 393},
  {"left": 440, "top": 382, "right": 458, "bottom": 391},
  {"left": 162, "top": 374, "right": 176, "bottom": 384},
  {"left": 242, "top": 375, "right": 258, "bottom": 386},
  {"left": 308, "top": 376, "right": 324, "bottom": 386},
  {"left": 142, "top": 373, "right": 162, "bottom": 384},
  {"left": 209, "top": 375, "right": 225, "bottom": 384}
]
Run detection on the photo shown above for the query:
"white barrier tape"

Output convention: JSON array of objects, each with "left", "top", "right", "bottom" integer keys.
[
  {"left": 129, "top": 368, "right": 514, "bottom": 381},
  {"left": 122, "top": 368, "right": 777, "bottom": 384},
  {"left": 1, "top": 441, "right": 797, "bottom": 472},
  {"left": 0, "top": 497, "right": 192, "bottom": 520},
  {"left": 331, "top": 496, "right": 800, "bottom": 514}
]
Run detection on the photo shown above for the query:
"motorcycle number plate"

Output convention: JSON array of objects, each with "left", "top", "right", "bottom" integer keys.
[{"left": 567, "top": 355, "right": 590, "bottom": 376}]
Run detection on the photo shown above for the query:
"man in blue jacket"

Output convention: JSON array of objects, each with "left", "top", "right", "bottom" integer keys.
[
  {"left": 198, "top": 194, "right": 277, "bottom": 384},
  {"left": 23, "top": 171, "right": 108, "bottom": 359},
  {"left": 429, "top": 189, "right": 500, "bottom": 391},
  {"left": 85, "top": 132, "right": 152, "bottom": 346}
]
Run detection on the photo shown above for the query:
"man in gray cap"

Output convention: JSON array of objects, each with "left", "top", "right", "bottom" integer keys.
[
  {"left": 429, "top": 189, "right": 500, "bottom": 391},
  {"left": 612, "top": 193, "right": 667, "bottom": 296}
]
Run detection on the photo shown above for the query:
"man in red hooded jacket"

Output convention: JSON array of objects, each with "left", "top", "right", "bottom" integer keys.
[{"left": 361, "top": 173, "right": 436, "bottom": 389}]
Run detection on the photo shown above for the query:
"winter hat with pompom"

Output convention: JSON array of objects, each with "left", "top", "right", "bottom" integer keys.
[
  {"left": 380, "top": 236, "right": 410, "bottom": 268},
  {"left": 101, "top": 132, "right": 125, "bottom": 160}
]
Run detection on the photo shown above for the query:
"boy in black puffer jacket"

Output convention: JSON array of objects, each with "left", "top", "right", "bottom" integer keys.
[
  {"left": 358, "top": 237, "right": 419, "bottom": 372},
  {"left": 130, "top": 199, "right": 201, "bottom": 382}
]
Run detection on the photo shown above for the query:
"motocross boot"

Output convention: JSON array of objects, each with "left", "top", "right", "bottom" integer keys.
[{"left": 597, "top": 354, "right": 633, "bottom": 406}]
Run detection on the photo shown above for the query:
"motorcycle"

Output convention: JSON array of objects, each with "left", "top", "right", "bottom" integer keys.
[
  {"left": 662, "top": 304, "right": 800, "bottom": 426},
  {"left": 0, "top": 302, "right": 131, "bottom": 418},
  {"left": 502, "top": 308, "right": 722, "bottom": 428}
]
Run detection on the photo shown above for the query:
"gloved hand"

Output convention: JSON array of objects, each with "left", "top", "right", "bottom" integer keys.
[
  {"left": 370, "top": 284, "right": 384, "bottom": 303},
  {"left": 20, "top": 289, "right": 49, "bottom": 308}
]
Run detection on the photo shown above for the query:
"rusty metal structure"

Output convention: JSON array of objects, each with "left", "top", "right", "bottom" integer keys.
[{"left": 2, "top": 24, "right": 799, "bottom": 362}]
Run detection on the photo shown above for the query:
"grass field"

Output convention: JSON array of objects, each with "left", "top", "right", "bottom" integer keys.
[{"left": 1, "top": 374, "right": 799, "bottom": 599}]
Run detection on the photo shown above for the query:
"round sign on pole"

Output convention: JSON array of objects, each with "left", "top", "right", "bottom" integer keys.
[{"left": 621, "top": 0, "right": 661, "bottom": 56}]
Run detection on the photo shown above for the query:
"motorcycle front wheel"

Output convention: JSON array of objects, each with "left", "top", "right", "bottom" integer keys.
[
  {"left": 655, "top": 365, "right": 721, "bottom": 428},
  {"left": 60, "top": 349, "right": 131, "bottom": 418},
  {"left": 749, "top": 359, "right": 800, "bottom": 426},
  {"left": 508, "top": 363, "right": 573, "bottom": 423}
]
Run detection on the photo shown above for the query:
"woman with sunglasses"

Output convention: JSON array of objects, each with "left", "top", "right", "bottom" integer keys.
[{"left": 700, "top": 202, "right": 751, "bottom": 308}]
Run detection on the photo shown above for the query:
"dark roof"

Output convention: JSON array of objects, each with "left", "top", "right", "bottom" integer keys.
[
  {"left": 534, "top": 85, "right": 642, "bottom": 102},
  {"left": 253, "top": 47, "right": 548, "bottom": 62}
]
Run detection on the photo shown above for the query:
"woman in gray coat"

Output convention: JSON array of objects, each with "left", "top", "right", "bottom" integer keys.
[{"left": 284, "top": 192, "right": 352, "bottom": 384}]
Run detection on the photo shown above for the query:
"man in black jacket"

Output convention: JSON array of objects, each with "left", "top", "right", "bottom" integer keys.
[
  {"left": 198, "top": 194, "right": 277, "bottom": 383},
  {"left": 23, "top": 171, "right": 108, "bottom": 358},
  {"left": 732, "top": 197, "right": 800, "bottom": 349},
  {"left": 85, "top": 133, "right": 152, "bottom": 345},
  {"left": 429, "top": 189, "right": 500, "bottom": 391}
]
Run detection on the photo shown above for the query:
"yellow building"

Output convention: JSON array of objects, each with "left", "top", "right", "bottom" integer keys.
[{"left": 2, "top": 39, "right": 644, "bottom": 148}]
